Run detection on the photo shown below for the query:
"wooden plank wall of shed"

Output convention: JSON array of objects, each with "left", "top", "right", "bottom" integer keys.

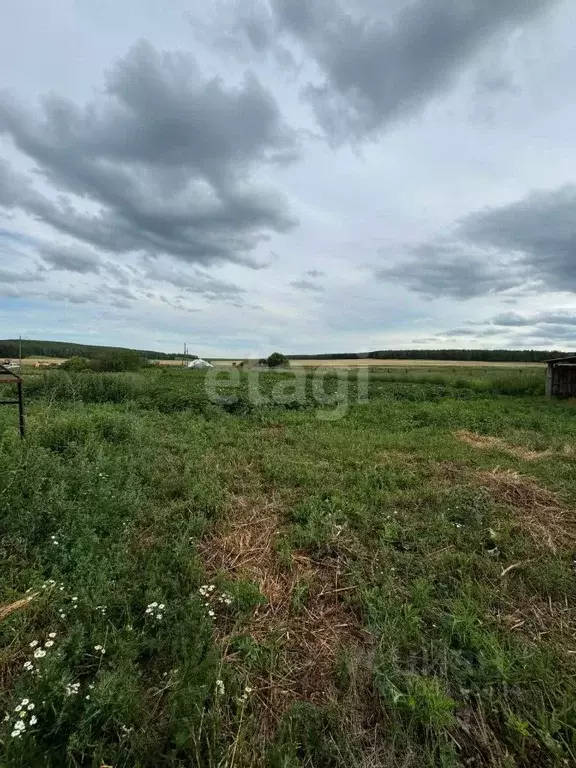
[{"left": 547, "top": 364, "right": 576, "bottom": 396}]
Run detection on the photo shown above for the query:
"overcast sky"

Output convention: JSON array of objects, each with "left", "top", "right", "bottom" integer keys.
[{"left": 2, "top": 0, "right": 576, "bottom": 356}]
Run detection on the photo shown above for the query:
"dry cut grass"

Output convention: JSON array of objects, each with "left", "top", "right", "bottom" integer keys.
[
  {"left": 456, "top": 430, "right": 550, "bottom": 461},
  {"left": 0, "top": 593, "right": 37, "bottom": 622},
  {"left": 199, "top": 495, "right": 368, "bottom": 732},
  {"left": 477, "top": 468, "right": 576, "bottom": 553}
]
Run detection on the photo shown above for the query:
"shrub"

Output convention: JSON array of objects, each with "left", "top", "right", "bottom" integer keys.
[
  {"left": 90, "top": 350, "right": 145, "bottom": 373},
  {"left": 60, "top": 357, "right": 91, "bottom": 372}
]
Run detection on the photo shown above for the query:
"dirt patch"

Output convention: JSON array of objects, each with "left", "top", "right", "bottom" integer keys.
[
  {"left": 199, "top": 495, "right": 368, "bottom": 729},
  {"left": 456, "top": 430, "right": 550, "bottom": 461},
  {"left": 477, "top": 468, "right": 576, "bottom": 552}
]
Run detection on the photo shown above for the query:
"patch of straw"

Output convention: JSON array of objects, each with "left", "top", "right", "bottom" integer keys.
[
  {"left": 199, "top": 495, "right": 368, "bottom": 731},
  {"left": 0, "top": 593, "right": 37, "bottom": 622},
  {"left": 456, "top": 430, "right": 550, "bottom": 461},
  {"left": 477, "top": 468, "right": 576, "bottom": 552}
]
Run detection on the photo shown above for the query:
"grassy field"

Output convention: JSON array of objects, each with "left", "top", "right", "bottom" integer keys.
[{"left": 1, "top": 366, "right": 576, "bottom": 767}]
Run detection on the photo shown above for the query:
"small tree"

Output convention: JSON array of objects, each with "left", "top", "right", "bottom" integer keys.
[
  {"left": 265, "top": 352, "right": 290, "bottom": 368},
  {"left": 90, "top": 349, "right": 145, "bottom": 372}
]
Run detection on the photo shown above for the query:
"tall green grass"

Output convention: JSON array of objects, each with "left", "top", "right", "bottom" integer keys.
[{"left": 1, "top": 368, "right": 574, "bottom": 766}]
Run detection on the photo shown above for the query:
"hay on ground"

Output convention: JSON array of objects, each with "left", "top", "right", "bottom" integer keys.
[
  {"left": 477, "top": 468, "right": 576, "bottom": 552},
  {"left": 456, "top": 430, "right": 550, "bottom": 461},
  {"left": 0, "top": 593, "right": 37, "bottom": 622},
  {"left": 199, "top": 495, "right": 368, "bottom": 730}
]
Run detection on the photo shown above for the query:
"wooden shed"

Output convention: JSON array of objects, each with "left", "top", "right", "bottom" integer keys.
[{"left": 546, "top": 356, "right": 576, "bottom": 397}]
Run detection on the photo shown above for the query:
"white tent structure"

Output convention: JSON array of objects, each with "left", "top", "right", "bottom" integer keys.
[{"left": 187, "top": 358, "right": 214, "bottom": 369}]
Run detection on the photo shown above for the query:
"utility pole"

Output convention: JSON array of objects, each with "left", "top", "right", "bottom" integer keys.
[{"left": 19, "top": 335, "right": 22, "bottom": 369}]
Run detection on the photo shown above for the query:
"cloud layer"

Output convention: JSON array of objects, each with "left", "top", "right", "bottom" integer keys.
[
  {"left": 379, "top": 185, "right": 576, "bottom": 299},
  {"left": 1, "top": 0, "right": 576, "bottom": 354},
  {"left": 0, "top": 40, "right": 298, "bottom": 271},
  {"left": 231, "top": 0, "right": 560, "bottom": 141}
]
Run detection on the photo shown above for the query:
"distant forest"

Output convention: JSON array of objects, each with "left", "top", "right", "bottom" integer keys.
[
  {"left": 289, "top": 349, "right": 572, "bottom": 363},
  {"left": 0, "top": 339, "right": 192, "bottom": 361}
]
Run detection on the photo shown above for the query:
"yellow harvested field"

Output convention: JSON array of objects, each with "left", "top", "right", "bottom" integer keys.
[
  {"left": 18, "top": 357, "right": 64, "bottom": 366},
  {"left": 285, "top": 359, "right": 545, "bottom": 368}
]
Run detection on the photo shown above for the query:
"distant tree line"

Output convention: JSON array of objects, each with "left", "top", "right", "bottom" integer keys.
[
  {"left": 366, "top": 349, "right": 572, "bottom": 362},
  {"left": 0, "top": 339, "right": 193, "bottom": 361},
  {"left": 289, "top": 349, "right": 573, "bottom": 363}
]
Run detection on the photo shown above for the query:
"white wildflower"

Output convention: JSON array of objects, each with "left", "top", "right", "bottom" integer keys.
[
  {"left": 29, "top": 715, "right": 37, "bottom": 725},
  {"left": 14, "top": 719, "right": 26, "bottom": 731},
  {"left": 208, "top": 610, "right": 215, "bottom": 617},
  {"left": 216, "top": 679, "right": 225, "bottom": 695},
  {"left": 44, "top": 640, "right": 54, "bottom": 648},
  {"left": 27, "top": 703, "right": 34, "bottom": 711},
  {"left": 156, "top": 613, "right": 163, "bottom": 620},
  {"left": 34, "top": 649, "right": 46, "bottom": 659},
  {"left": 158, "top": 603, "right": 165, "bottom": 610},
  {"left": 29, "top": 640, "right": 39, "bottom": 648},
  {"left": 94, "top": 645, "right": 106, "bottom": 653},
  {"left": 15, "top": 705, "right": 22, "bottom": 712},
  {"left": 71, "top": 596, "right": 78, "bottom": 602},
  {"left": 21, "top": 699, "right": 29, "bottom": 706},
  {"left": 48, "top": 632, "right": 57, "bottom": 639},
  {"left": 11, "top": 730, "right": 22, "bottom": 739}
]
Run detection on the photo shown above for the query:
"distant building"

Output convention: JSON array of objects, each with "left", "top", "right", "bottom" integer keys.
[{"left": 187, "top": 358, "right": 214, "bottom": 369}]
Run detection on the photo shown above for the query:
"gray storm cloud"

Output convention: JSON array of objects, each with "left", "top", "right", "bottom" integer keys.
[{"left": 0, "top": 40, "right": 299, "bottom": 272}]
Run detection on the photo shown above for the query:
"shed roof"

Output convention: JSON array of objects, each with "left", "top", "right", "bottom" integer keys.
[{"left": 547, "top": 355, "right": 576, "bottom": 365}]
